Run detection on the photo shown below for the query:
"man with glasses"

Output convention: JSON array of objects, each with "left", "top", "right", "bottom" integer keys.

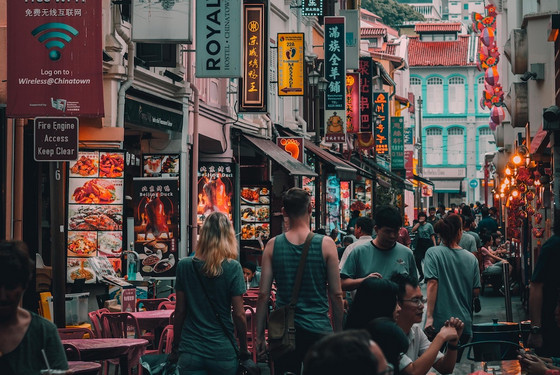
[{"left": 391, "top": 273, "right": 463, "bottom": 375}]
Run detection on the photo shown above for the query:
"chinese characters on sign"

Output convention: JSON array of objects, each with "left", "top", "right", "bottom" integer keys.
[
  {"left": 197, "top": 163, "right": 234, "bottom": 225},
  {"left": 356, "top": 57, "right": 374, "bottom": 150},
  {"left": 302, "top": 0, "right": 323, "bottom": 16},
  {"left": 277, "top": 33, "right": 304, "bottom": 96},
  {"left": 373, "top": 91, "right": 389, "bottom": 155},
  {"left": 346, "top": 73, "right": 360, "bottom": 134},
  {"left": 240, "top": 2, "right": 266, "bottom": 112},
  {"left": 324, "top": 17, "right": 346, "bottom": 143},
  {"left": 277, "top": 137, "right": 304, "bottom": 163},
  {"left": 7, "top": 1, "right": 104, "bottom": 117},
  {"left": 390, "top": 117, "right": 405, "bottom": 170}
]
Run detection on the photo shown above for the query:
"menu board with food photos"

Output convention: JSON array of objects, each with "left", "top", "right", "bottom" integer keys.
[
  {"left": 240, "top": 185, "right": 271, "bottom": 243},
  {"left": 67, "top": 150, "right": 125, "bottom": 283},
  {"left": 143, "top": 154, "right": 180, "bottom": 177},
  {"left": 133, "top": 178, "right": 179, "bottom": 279}
]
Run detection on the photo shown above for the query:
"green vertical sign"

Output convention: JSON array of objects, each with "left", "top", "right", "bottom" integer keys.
[{"left": 391, "top": 117, "right": 405, "bottom": 170}]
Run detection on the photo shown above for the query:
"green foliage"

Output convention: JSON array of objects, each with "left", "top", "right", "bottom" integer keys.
[{"left": 362, "top": 0, "right": 425, "bottom": 28}]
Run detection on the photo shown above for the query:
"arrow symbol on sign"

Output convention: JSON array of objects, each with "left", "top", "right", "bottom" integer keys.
[{"left": 280, "top": 87, "right": 302, "bottom": 93}]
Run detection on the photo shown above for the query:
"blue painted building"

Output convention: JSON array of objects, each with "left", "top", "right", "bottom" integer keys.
[{"left": 407, "top": 22, "right": 495, "bottom": 206}]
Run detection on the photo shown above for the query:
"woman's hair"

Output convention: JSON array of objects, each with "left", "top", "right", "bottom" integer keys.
[
  {"left": 434, "top": 214, "right": 463, "bottom": 246},
  {"left": 303, "top": 330, "right": 379, "bottom": 375},
  {"left": 367, "top": 317, "right": 409, "bottom": 375},
  {"left": 480, "top": 232, "right": 492, "bottom": 246},
  {"left": 0, "top": 241, "right": 33, "bottom": 289},
  {"left": 196, "top": 212, "right": 238, "bottom": 277},
  {"left": 345, "top": 278, "right": 399, "bottom": 329}
]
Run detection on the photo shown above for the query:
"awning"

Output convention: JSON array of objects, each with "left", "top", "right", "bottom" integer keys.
[
  {"left": 412, "top": 174, "right": 434, "bottom": 187},
  {"left": 362, "top": 157, "right": 414, "bottom": 191},
  {"left": 327, "top": 151, "right": 375, "bottom": 179},
  {"left": 304, "top": 142, "right": 357, "bottom": 180},
  {"left": 529, "top": 125, "right": 551, "bottom": 155},
  {"left": 433, "top": 179, "right": 465, "bottom": 193},
  {"left": 242, "top": 135, "right": 317, "bottom": 177}
]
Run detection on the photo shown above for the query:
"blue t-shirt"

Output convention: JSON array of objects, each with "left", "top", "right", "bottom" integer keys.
[{"left": 175, "top": 257, "right": 246, "bottom": 359}]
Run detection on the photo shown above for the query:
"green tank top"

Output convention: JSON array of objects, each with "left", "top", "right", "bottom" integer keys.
[{"left": 272, "top": 233, "right": 332, "bottom": 333}]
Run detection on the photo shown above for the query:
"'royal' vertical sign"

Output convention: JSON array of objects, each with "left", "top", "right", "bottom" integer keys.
[
  {"left": 7, "top": 0, "right": 104, "bottom": 117},
  {"left": 240, "top": 1, "right": 267, "bottom": 112},
  {"left": 324, "top": 17, "right": 346, "bottom": 143},
  {"left": 373, "top": 91, "right": 389, "bottom": 156},
  {"left": 196, "top": 0, "right": 243, "bottom": 78}
]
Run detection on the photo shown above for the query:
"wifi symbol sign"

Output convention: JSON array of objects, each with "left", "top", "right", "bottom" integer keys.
[{"left": 31, "top": 23, "right": 79, "bottom": 61}]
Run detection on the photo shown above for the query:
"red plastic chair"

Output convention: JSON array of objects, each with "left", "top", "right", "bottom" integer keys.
[
  {"left": 88, "top": 308, "right": 109, "bottom": 339},
  {"left": 157, "top": 301, "right": 176, "bottom": 310},
  {"left": 136, "top": 298, "right": 171, "bottom": 311},
  {"left": 58, "top": 327, "right": 95, "bottom": 339},
  {"left": 62, "top": 342, "right": 81, "bottom": 361},
  {"left": 244, "top": 305, "right": 257, "bottom": 362},
  {"left": 167, "top": 293, "right": 176, "bottom": 301},
  {"left": 101, "top": 312, "right": 158, "bottom": 355},
  {"left": 157, "top": 325, "right": 174, "bottom": 354}
]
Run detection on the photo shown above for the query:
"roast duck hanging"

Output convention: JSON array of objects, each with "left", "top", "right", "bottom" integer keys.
[{"left": 145, "top": 194, "right": 169, "bottom": 237}]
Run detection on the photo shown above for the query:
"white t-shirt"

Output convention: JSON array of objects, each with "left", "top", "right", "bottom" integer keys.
[{"left": 399, "top": 324, "right": 445, "bottom": 371}]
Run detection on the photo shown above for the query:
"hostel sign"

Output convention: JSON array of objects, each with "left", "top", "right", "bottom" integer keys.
[
  {"left": 277, "top": 33, "right": 304, "bottom": 96},
  {"left": 302, "top": 0, "right": 323, "bottom": 16},
  {"left": 195, "top": 0, "right": 242, "bottom": 78},
  {"left": 240, "top": 2, "right": 266, "bottom": 112},
  {"left": 373, "top": 91, "right": 389, "bottom": 156}
]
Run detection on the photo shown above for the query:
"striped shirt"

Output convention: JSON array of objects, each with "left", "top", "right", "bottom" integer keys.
[{"left": 272, "top": 234, "right": 332, "bottom": 333}]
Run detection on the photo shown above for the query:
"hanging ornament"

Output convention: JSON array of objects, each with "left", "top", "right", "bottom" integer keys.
[
  {"left": 532, "top": 227, "right": 545, "bottom": 238},
  {"left": 534, "top": 212, "right": 543, "bottom": 224},
  {"left": 527, "top": 205, "right": 535, "bottom": 217},
  {"left": 490, "top": 106, "right": 505, "bottom": 124},
  {"left": 481, "top": 27, "right": 495, "bottom": 46},
  {"left": 526, "top": 191, "right": 535, "bottom": 201},
  {"left": 489, "top": 120, "right": 498, "bottom": 131},
  {"left": 485, "top": 66, "right": 500, "bottom": 86}
]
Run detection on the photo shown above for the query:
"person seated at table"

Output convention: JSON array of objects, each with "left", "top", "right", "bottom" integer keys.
[
  {"left": 345, "top": 278, "right": 401, "bottom": 329},
  {"left": 480, "top": 233, "right": 512, "bottom": 291},
  {"left": 241, "top": 261, "right": 260, "bottom": 288},
  {"left": 0, "top": 240, "right": 68, "bottom": 374}
]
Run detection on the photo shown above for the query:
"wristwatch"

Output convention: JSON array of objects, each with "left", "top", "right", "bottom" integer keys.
[{"left": 531, "top": 325, "right": 542, "bottom": 334}]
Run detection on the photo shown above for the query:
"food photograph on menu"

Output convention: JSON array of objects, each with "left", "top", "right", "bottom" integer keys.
[
  {"left": 197, "top": 163, "right": 234, "bottom": 225},
  {"left": 67, "top": 258, "right": 97, "bottom": 284},
  {"left": 133, "top": 178, "right": 179, "bottom": 278},
  {"left": 66, "top": 150, "right": 125, "bottom": 284},
  {"left": 143, "top": 154, "right": 180, "bottom": 177},
  {"left": 240, "top": 185, "right": 270, "bottom": 241}
]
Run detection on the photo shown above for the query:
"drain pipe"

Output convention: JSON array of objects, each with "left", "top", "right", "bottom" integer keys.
[
  {"left": 186, "top": 52, "right": 200, "bottom": 254},
  {"left": 115, "top": 9, "right": 134, "bottom": 128}
]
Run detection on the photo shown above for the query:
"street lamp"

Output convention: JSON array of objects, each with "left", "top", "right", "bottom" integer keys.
[{"left": 309, "top": 70, "right": 328, "bottom": 145}]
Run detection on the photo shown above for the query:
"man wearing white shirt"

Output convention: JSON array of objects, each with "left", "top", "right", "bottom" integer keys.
[
  {"left": 339, "top": 217, "right": 375, "bottom": 270},
  {"left": 391, "top": 273, "right": 464, "bottom": 375}
]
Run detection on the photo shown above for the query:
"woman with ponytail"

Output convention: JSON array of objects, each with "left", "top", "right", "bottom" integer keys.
[{"left": 423, "top": 214, "right": 480, "bottom": 356}]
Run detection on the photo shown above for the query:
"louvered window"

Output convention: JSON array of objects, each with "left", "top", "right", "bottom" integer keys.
[
  {"left": 447, "top": 127, "right": 464, "bottom": 165},
  {"left": 410, "top": 77, "right": 422, "bottom": 101},
  {"left": 448, "top": 76, "right": 465, "bottom": 114},
  {"left": 425, "top": 128, "right": 443, "bottom": 165},
  {"left": 426, "top": 77, "right": 443, "bottom": 114},
  {"left": 478, "top": 127, "right": 495, "bottom": 165}
]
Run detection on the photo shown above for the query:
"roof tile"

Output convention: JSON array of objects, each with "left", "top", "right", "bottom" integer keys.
[
  {"left": 408, "top": 35, "right": 473, "bottom": 66},
  {"left": 415, "top": 23, "right": 462, "bottom": 32}
]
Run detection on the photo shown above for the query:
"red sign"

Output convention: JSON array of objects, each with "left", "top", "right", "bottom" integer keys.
[
  {"left": 346, "top": 73, "right": 360, "bottom": 133},
  {"left": 277, "top": 137, "right": 304, "bottom": 163},
  {"left": 7, "top": 1, "right": 104, "bottom": 117}
]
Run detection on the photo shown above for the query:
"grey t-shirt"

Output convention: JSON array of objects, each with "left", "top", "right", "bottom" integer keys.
[
  {"left": 417, "top": 222, "right": 435, "bottom": 239},
  {"left": 175, "top": 257, "right": 246, "bottom": 359},
  {"left": 340, "top": 240, "right": 418, "bottom": 281},
  {"left": 459, "top": 232, "right": 477, "bottom": 253},
  {"left": 424, "top": 245, "right": 481, "bottom": 336},
  {"left": 466, "top": 230, "right": 482, "bottom": 249}
]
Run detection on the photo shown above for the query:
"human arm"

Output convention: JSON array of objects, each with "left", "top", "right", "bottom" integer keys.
[
  {"left": 411, "top": 222, "right": 421, "bottom": 232},
  {"left": 44, "top": 318, "right": 69, "bottom": 370},
  {"left": 340, "top": 245, "right": 381, "bottom": 290},
  {"left": 528, "top": 281, "right": 544, "bottom": 348},
  {"left": 431, "top": 234, "right": 437, "bottom": 247},
  {"left": 425, "top": 279, "right": 438, "bottom": 331},
  {"left": 340, "top": 273, "right": 382, "bottom": 291},
  {"left": 323, "top": 236, "right": 344, "bottom": 332},
  {"left": 255, "top": 238, "right": 275, "bottom": 359},
  {"left": 432, "top": 318, "right": 464, "bottom": 374},
  {"left": 232, "top": 295, "right": 250, "bottom": 358},
  {"left": 519, "top": 353, "right": 554, "bottom": 375},
  {"left": 402, "top": 325, "right": 458, "bottom": 375}
]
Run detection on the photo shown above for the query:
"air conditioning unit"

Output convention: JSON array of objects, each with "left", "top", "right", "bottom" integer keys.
[
  {"left": 503, "top": 82, "right": 528, "bottom": 128},
  {"left": 503, "top": 29, "right": 528, "bottom": 75}
]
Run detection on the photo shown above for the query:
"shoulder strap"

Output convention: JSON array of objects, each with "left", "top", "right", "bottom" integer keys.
[
  {"left": 192, "top": 260, "right": 239, "bottom": 356},
  {"left": 289, "top": 232, "right": 315, "bottom": 306}
]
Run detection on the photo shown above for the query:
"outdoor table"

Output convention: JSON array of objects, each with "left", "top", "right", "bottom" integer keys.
[
  {"left": 470, "top": 359, "right": 522, "bottom": 375},
  {"left": 130, "top": 309, "right": 174, "bottom": 331},
  {"left": 61, "top": 338, "right": 148, "bottom": 375},
  {"left": 67, "top": 361, "right": 102, "bottom": 374}
]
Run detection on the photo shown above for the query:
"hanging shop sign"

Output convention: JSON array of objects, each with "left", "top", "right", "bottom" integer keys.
[
  {"left": 34, "top": 117, "right": 79, "bottom": 162},
  {"left": 66, "top": 150, "right": 125, "bottom": 284},
  {"left": 404, "top": 127, "right": 414, "bottom": 179},
  {"left": 133, "top": 178, "right": 179, "bottom": 279},
  {"left": 346, "top": 73, "right": 360, "bottom": 134},
  {"left": 143, "top": 154, "right": 180, "bottom": 178},
  {"left": 197, "top": 162, "right": 234, "bottom": 225},
  {"left": 195, "top": 0, "right": 242, "bottom": 77},
  {"left": 324, "top": 17, "right": 346, "bottom": 143},
  {"left": 125, "top": 96, "right": 183, "bottom": 133},
  {"left": 240, "top": 1, "right": 267, "bottom": 112},
  {"left": 240, "top": 185, "right": 271, "bottom": 244},
  {"left": 326, "top": 175, "right": 341, "bottom": 232},
  {"left": 339, "top": 10, "right": 360, "bottom": 70},
  {"left": 277, "top": 33, "right": 305, "bottom": 96},
  {"left": 302, "top": 0, "right": 323, "bottom": 16},
  {"left": 373, "top": 91, "right": 389, "bottom": 156},
  {"left": 277, "top": 137, "right": 304, "bottom": 163},
  {"left": 132, "top": 0, "right": 192, "bottom": 43},
  {"left": 7, "top": 1, "right": 104, "bottom": 117},
  {"left": 390, "top": 117, "right": 405, "bottom": 170}
]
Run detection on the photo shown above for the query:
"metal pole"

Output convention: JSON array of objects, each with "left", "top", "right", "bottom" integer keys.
[
  {"left": 417, "top": 97, "right": 424, "bottom": 213},
  {"left": 503, "top": 261, "right": 513, "bottom": 322},
  {"left": 314, "top": 85, "right": 321, "bottom": 145},
  {"left": 50, "top": 162, "right": 67, "bottom": 328}
]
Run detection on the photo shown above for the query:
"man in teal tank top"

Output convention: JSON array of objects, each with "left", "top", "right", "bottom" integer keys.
[{"left": 256, "top": 188, "right": 344, "bottom": 375}]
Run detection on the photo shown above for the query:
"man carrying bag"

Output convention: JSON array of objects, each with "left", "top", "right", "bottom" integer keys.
[{"left": 255, "top": 188, "right": 344, "bottom": 375}]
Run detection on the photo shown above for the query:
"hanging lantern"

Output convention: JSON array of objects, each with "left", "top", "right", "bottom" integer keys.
[
  {"left": 535, "top": 212, "right": 543, "bottom": 224},
  {"left": 490, "top": 106, "right": 505, "bottom": 124},
  {"left": 527, "top": 205, "right": 535, "bottom": 217},
  {"left": 489, "top": 120, "right": 498, "bottom": 131},
  {"left": 526, "top": 191, "right": 535, "bottom": 201},
  {"left": 485, "top": 66, "right": 500, "bottom": 86},
  {"left": 481, "top": 27, "right": 495, "bottom": 46},
  {"left": 532, "top": 227, "right": 545, "bottom": 238}
]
